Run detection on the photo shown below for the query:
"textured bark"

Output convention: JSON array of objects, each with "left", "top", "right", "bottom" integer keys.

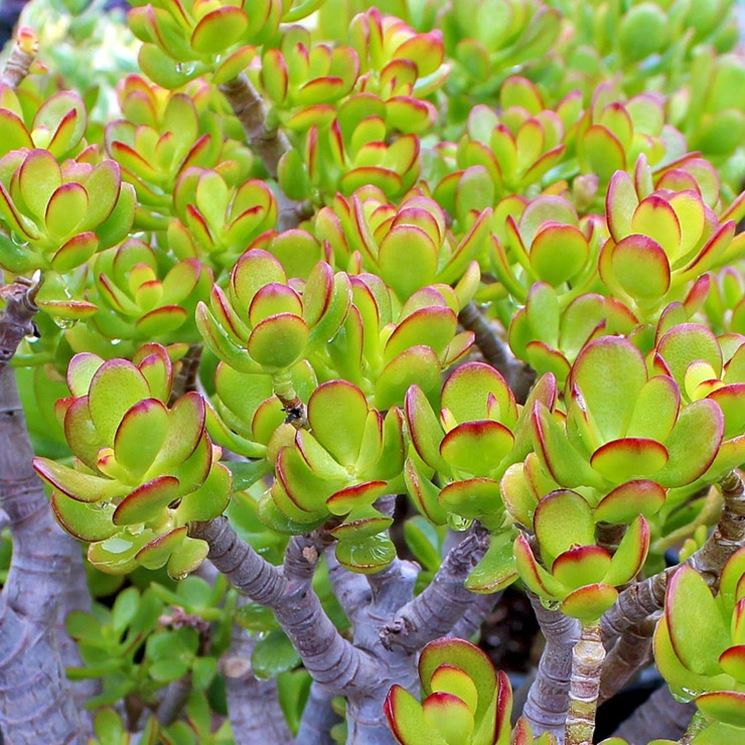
[
  {"left": 449, "top": 591, "right": 501, "bottom": 640},
  {"left": 189, "top": 517, "right": 377, "bottom": 695},
  {"left": 0, "top": 283, "right": 85, "bottom": 741},
  {"left": 522, "top": 594, "right": 580, "bottom": 742},
  {"left": 0, "top": 28, "right": 36, "bottom": 88},
  {"left": 295, "top": 682, "right": 339, "bottom": 745},
  {"left": 612, "top": 685, "right": 693, "bottom": 744},
  {"left": 599, "top": 618, "right": 655, "bottom": 705},
  {"left": 222, "top": 625, "right": 292, "bottom": 745},
  {"left": 379, "top": 524, "right": 490, "bottom": 652},
  {"left": 565, "top": 624, "right": 604, "bottom": 745},
  {"left": 219, "top": 74, "right": 311, "bottom": 230},
  {"left": 602, "top": 470, "right": 745, "bottom": 643}
]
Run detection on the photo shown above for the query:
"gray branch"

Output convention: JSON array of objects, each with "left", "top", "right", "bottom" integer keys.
[
  {"left": 522, "top": 593, "right": 580, "bottom": 742},
  {"left": 222, "top": 625, "right": 292, "bottom": 745},
  {"left": 0, "top": 282, "right": 86, "bottom": 741},
  {"left": 294, "top": 682, "right": 339, "bottom": 745},
  {"left": 612, "top": 685, "right": 693, "bottom": 744},
  {"left": 0, "top": 30, "right": 36, "bottom": 89},
  {"left": 189, "top": 517, "right": 377, "bottom": 695},
  {"left": 450, "top": 592, "right": 501, "bottom": 640},
  {"left": 379, "top": 524, "right": 490, "bottom": 653}
]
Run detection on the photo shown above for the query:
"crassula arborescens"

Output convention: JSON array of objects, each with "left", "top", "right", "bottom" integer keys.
[{"left": 0, "top": 2, "right": 744, "bottom": 744}]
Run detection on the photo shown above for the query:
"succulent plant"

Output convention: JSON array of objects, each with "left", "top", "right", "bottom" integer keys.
[
  {"left": 655, "top": 550, "right": 745, "bottom": 734},
  {"left": 32, "top": 344, "right": 230, "bottom": 578},
  {"left": 385, "top": 637, "right": 554, "bottom": 745},
  {"left": 514, "top": 490, "right": 650, "bottom": 622}
]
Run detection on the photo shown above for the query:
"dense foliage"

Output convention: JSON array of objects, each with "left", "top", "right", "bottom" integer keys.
[{"left": 0, "top": 0, "right": 744, "bottom": 744}]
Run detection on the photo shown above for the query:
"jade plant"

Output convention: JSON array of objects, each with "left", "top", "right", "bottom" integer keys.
[{"left": 0, "top": 1, "right": 744, "bottom": 744}]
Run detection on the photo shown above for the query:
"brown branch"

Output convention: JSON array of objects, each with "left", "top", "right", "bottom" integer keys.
[
  {"left": 602, "top": 470, "right": 745, "bottom": 643},
  {"left": 522, "top": 593, "right": 580, "bottom": 740},
  {"left": 220, "top": 74, "right": 312, "bottom": 230},
  {"left": 379, "top": 524, "right": 491, "bottom": 653},
  {"left": 565, "top": 623, "right": 604, "bottom": 745},
  {"left": 0, "top": 27, "right": 37, "bottom": 89},
  {"left": 458, "top": 302, "right": 512, "bottom": 379},
  {"left": 189, "top": 517, "right": 378, "bottom": 695}
]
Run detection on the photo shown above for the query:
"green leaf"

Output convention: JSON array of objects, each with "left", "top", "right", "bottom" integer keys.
[
  {"left": 665, "top": 565, "right": 730, "bottom": 676},
  {"left": 251, "top": 630, "right": 300, "bottom": 680},
  {"left": 191, "top": 7, "right": 249, "bottom": 55},
  {"left": 533, "top": 490, "right": 595, "bottom": 565}
]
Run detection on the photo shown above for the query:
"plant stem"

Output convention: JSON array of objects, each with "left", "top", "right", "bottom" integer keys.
[
  {"left": 379, "top": 523, "right": 490, "bottom": 653},
  {"left": 220, "top": 74, "right": 311, "bottom": 230},
  {"left": 294, "top": 682, "right": 340, "bottom": 745},
  {"left": 522, "top": 594, "right": 580, "bottom": 740},
  {"left": 156, "top": 675, "right": 192, "bottom": 727},
  {"left": 189, "top": 517, "right": 377, "bottom": 695},
  {"left": 0, "top": 281, "right": 86, "bottom": 740},
  {"left": 457, "top": 302, "right": 512, "bottom": 378},
  {"left": 612, "top": 685, "right": 693, "bottom": 743},
  {"left": 565, "top": 623, "right": 604, "bottom": 745},
  {"left": 598, "top": 617, "right": 655, "bottom": 705},
  {"left": 0, "top": 27, "right": 36, "bottom": 88},
  {"left": 222, "top": 624, "right": 292, "bottom": 745},
  {"left": 170, "top": 344, "right": 202, "bottom": 402}
]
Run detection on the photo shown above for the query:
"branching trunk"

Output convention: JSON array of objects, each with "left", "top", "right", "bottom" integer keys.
[
  {"left": 379, "top": 524, "right": 490, "bottom": 653},
  {"left": 189, "top": 517, "right": 377, "bottom": 695},
  {"left": 522, "top": 594, "right": 580, "bottom": 742},
  {"left": 564, "top": 624, "right": 604, "bottom": 745}
]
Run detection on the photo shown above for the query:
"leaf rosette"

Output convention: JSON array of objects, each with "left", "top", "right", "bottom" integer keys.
[{"left": 34, "top": 344, "right": 230, "bottom": 578}]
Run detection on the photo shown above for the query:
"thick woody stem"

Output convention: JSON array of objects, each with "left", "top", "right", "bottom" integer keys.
[
  {"left": 450, "top": 592, "right": 501, "bottom": 640},
  {"left": 0, "top": 28, "right": 37, "bottom": 89},
  {"left": 379, "top": 524, "right": 491, "bottom": 653},
  {"left": 219, "top": 74, "right": 312, "bottom": 230},
  {"left": 0, "top": 282, "right": 85, "bottom": 740},
  {"left": 565, "top": 623, "right": 605, "bottom": 745},
  {"left": 189, "top": 517, "right": 377, "bottom": 695},
  {"left": 612, "top": 685, "right": 693, "bottom": 743},
  {"left": 294, "top": 682, "right": 340, "bottom": 745},
  {"left": 602, "top": 470, "right": 745, "bottom": 643},
  {"left": 598, "top": 618, "right": 655, "bottom": 704},
  {"left": 222, "top": 624, "right": 292, "bottom": 745},
  {"left": 522, "top": 594, "right": 580, "bottom": 741}
]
